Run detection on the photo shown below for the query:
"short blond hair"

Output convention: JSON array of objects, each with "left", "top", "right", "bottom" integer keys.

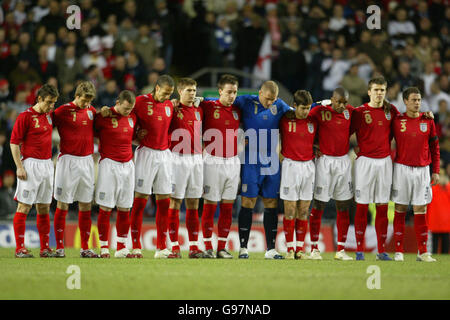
[
  {"left": 75, "top": 81, "right": 96, "bottom": 99},
  {"left": 260, "top": 81, "right": 278, "bottom": 95}
]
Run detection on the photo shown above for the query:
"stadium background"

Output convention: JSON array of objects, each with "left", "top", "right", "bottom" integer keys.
[{"left": 0, "top": 0, "right": 449, "bottom": 254}]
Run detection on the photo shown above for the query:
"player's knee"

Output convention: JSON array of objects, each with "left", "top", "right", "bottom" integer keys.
[
  {"left": 170, "top": 198, "right": 182, "bottom": 210},
  {"left": 36, "top": 203, "right": 50, "bottom": 215},
  {"left": 262, "top": 198, "right": 277, "bottom": 208},
  {"left": 185, "top": 198, "right": 199, "bottom": 209},
  {"left": 335, "top": 200, "right": 350, "bottom": 212},
  {"left": 395, "top": 204, "right": 408, "bottom": 212},
  {"left": 17, "top": 202, "right": 32, "bottom": 214},
  {"left": 78, "top": 202, "right": 92, "bottom": 212},
  {"left": 57, "top": 201, "right": 69, "bottom": 211},
  {"left": 413, "top": 205, "right": 427, "bottom": 214},
  {"left": 313, "top": 199, "right": 326, "bottom": 210},
  {"left": 241, "top": 196, "right": 256, "bottom": 209},
  {"left": 283, "top": 202, "right": 296, "bottom": 220},
  {"left": 100, "top": 206, "right": 113, "bottom": 212},
  {"left": 135, "top": 192, "right": 149, "bottom": 200},
  {"left": 297, "top": 208, "right": 309, "bottom": 220}
]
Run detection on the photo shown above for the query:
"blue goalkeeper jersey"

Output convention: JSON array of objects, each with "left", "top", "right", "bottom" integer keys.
[{"left": 234, "top": 94, "right": 292, "bottom": 165}]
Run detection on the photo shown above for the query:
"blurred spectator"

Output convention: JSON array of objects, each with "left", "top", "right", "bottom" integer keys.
[
  {"left": 153, "top": 0, "right": 175, "bottom": 71},
  {"left": 8, "top": 53, "right": 41, "bottom": 90},
  {"left": 429, "top": 80, "right": 450, "bottom": 113},
  {"left": 0, "top": 79, "right": 13, "bottom": 105},
  {"left": 57, "top": 45, "right": 84, "bottom": 86},
  {"left": 0, "top": 170, "right": 16, "bottom": 220},
  {"left": 234, "top": 9, "right": 264, "bottom": 87},
  {"left": 341, "top": 63, "right": 367, "bottom": 107},
  {"left": 380, "top": 55, "right": 398, "bottom": 86},
  {"left": 151, "top": 57, "right": 166, "bottom": 75},
  {"left": 395, "top": 60, "right": 418, "bottom": 91},
  {"left": 321, "top": 48, "right": 350, "bottom": 98},
  {"left": 126, "top": 52, "right": 146, "bottom": 89},
  {"left": 39, "top": 0, "right": 66, "bottom": 34},
  {"left": 134, "top": 24, "right": 159, "bottom": 73},
  {"left": 97, "top": 79, "right": 118, "bottom": 108},
  {"left": 328, "top": 4, "right": 346, "bottom": 32},
  {"left": 414, "top": 35, "right": 432, "bottom": 67},
  {"left": 31, "top": 0, "right": 50, "bottom": 24},
  {"left": 37, "top": 44, "right": 58, "bottom": 82},
  {"left": 388, "top": 7, "right": 416, "bottom": 48},
  {"left": 422, "top": 61, "right": 438, "bottom": 97},
  {"left": 399, "top": 42, "right": 423, "bottom": 79},
  {"left": 276, "top": 35, "right": 306, "bottom": 94},
  {"left": 85, "top": 64, "right": 105, "bottom": 93},
  {"left": 215, "top": 15, "right": 235, "bottom": 67},
  {"left": 141, "top": 72, "right": 159, "bottom": 95},
  {"left": 427, "top": 169, "right": 450, "bottom": 254},
  {"left": 112, "top": 55, "right": 127, "bottom": 90},
  {"left": 44, "top": 32, "right": 57, "bottom": 62}
]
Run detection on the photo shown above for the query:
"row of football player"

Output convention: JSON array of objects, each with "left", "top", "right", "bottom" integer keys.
[{"left": 9, "top": 75, "right": 439, "bottom": 262}]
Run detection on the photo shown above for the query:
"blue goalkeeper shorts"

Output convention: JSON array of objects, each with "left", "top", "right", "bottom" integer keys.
[{"left": 240, "top": 163, "right": 280, "bottom": 199}]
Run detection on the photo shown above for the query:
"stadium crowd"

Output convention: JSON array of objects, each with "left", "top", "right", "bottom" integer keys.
[{"left": 0, "top": 0, "right": 449, "bottom": 250}]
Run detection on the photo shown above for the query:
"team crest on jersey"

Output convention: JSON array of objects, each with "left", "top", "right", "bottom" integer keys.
[
  {"left": 269, "top": 105, "right": 277, "bottom": 115},
  {"left": 46, "top": 115, "right": 52, "bottom": 125},
  {"left": 385, "top": 112, "right": 391, "bottom": 121},
  {"left": 195, "top": 111, "right": 201, "bottom": 121},
  {"left": 87, "top": 110, "right": 94, "bottom": 120},
  {"left": 128, "top": 118, "right": 134, "bottom": 128},
  {"left": 343, "top": 109, "right": 350, "bottom": 120},
  {"left": 165, "top": 106, "right": 171, "bottom": 117},
  {"left": 420, "top": 123, "right": 428, "bottom": 132},
  {"left": 307, "top": 122, "right": 314, "bottom": 133},
  {"left": 232, "top": 111, "right": 239, "bottom": 120}
]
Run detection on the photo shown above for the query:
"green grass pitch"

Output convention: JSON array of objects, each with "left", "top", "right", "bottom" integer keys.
[{"left": 1, "top": 248, "right": 449, "bottom": 300}]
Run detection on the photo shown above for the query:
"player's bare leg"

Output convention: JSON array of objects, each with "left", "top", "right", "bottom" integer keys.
[
  {"left": 216, "top": 199, "right": 234, "bottom": 259},
  {"left": 295, "top": 200, "right": 310, "bottom": 260},
  {"left": 36, "top": 203, "right": 55, "bottom": 258},
  {"left": 130, "top": 191, "right": 149, "bottom": 257},
  {"left": 334, "top": 200, "right": 353, "bottom": 260},
  {"left": 393, "top": 203, "right": 408, "bottom": 261},
  {"left": 13, "top": 202, "right": 33, "bottom": 258},
  {"left": 283, "top": 200, "right": 297, "bottom": 259},
  {"left": 238, "top": 196, "right": 257, "bottom": 258},
  {"left": 375, "top": 202, "right": 392, "bottom": 261},
  {"left": 413, "top": 205, "right": 435, "bottom": 262},
  {"left": 310, "top": 199, "right": 326, "bottom": 258},
  {"left": 262, "top": 197, "right": 283, "bottom": 259}
]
